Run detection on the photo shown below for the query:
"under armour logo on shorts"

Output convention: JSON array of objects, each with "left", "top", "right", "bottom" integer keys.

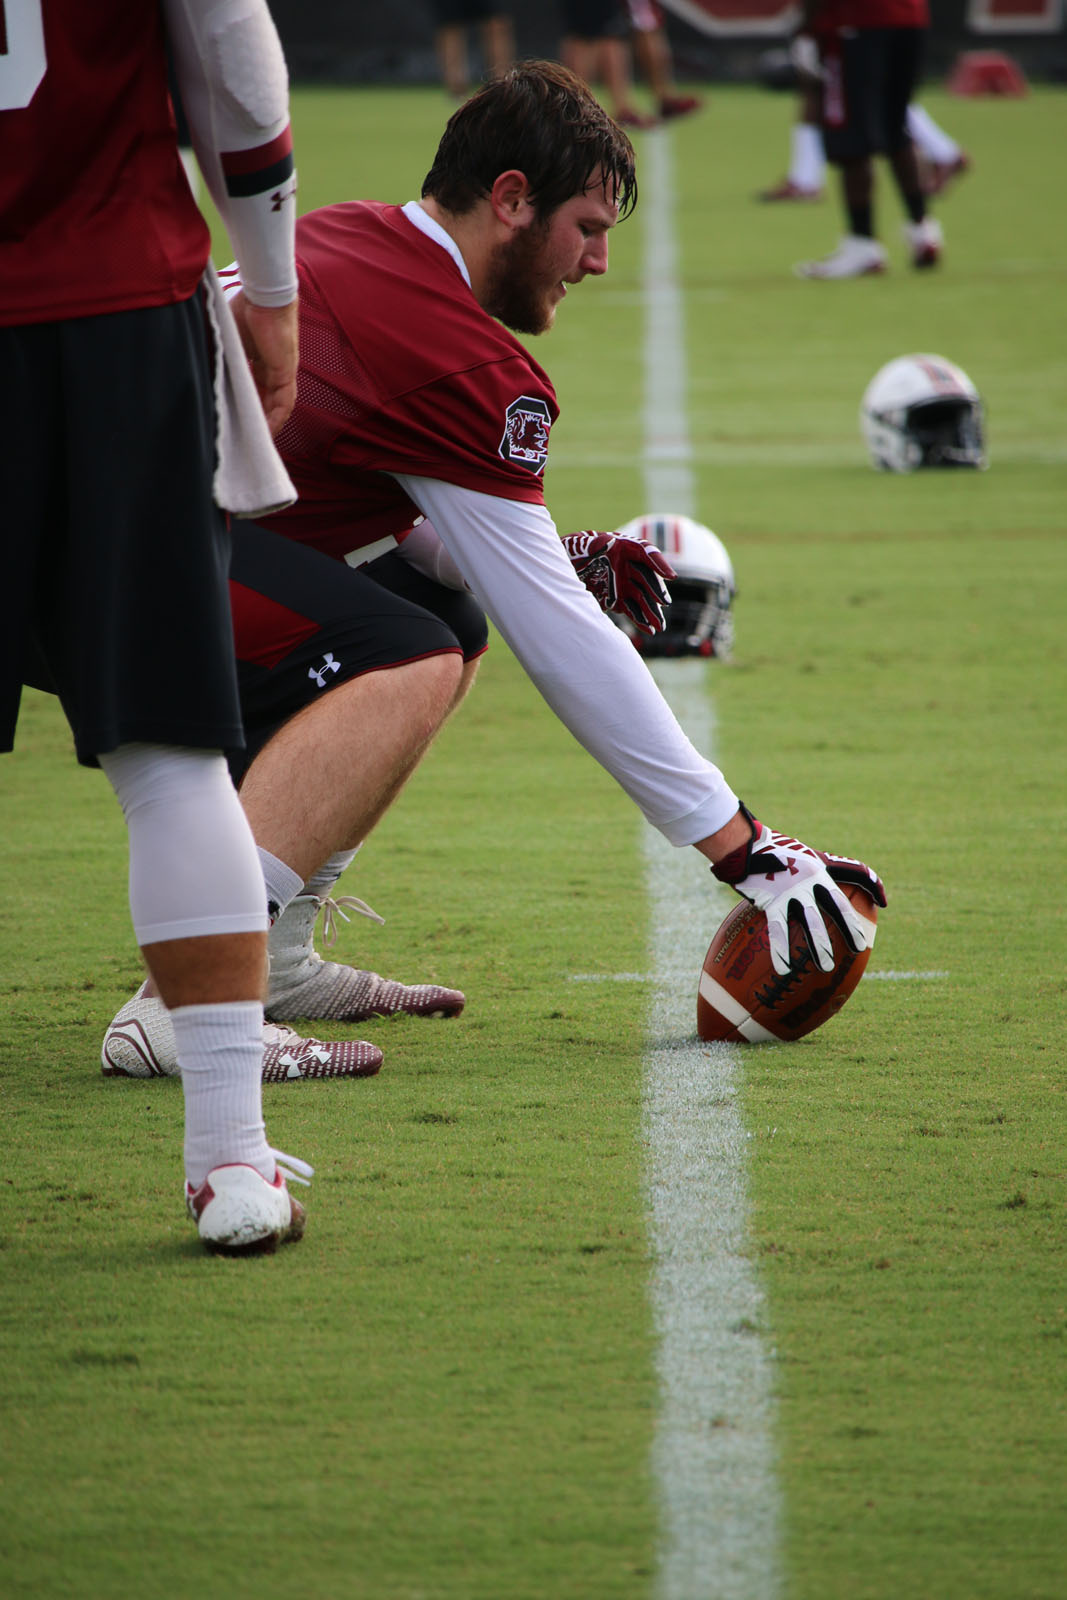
[{"left": 309, "top": 653, "right": 340, "bottom": 689}]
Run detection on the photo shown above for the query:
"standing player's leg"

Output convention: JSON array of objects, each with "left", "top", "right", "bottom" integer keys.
[
  {"left": 628, "top": 2, "right": 701, "bottom": 121},
  {"left": 885, "top": 29, "right": 943, "bottom": 268},
  {"left": 255, "top": 545, "right": 486, "bottom": 1023},
  {"left": 758, "top": 82, "right": 826, "bottom": 201},
  {"left": 906, "top": 103, "right": 970, "bottom": 195},
  {"left": 795, "top": 29, "right": 888, "bottom": 279},
  {"left": 4, "top": 299, "right": 305, "bottom": 1252},
  {"left": 481, "top": 6, "right": 515, "bottom": 81}
]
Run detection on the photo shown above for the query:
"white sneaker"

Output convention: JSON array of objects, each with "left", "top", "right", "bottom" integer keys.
[
  {"left": 102, "top": 983, "right": 383, "bottom": 1080},
  {"left": 266, "top": 895, "right": 466, "bottom": 1023},
  {"left": 794, "top": 235, "right": 888, "bottom": 279},
  {"left": 904, "top": 216, "right": 943, "bottom": 269},
  {"left": 186, "top": 1151, "right": 312, "bottom": 1253}
]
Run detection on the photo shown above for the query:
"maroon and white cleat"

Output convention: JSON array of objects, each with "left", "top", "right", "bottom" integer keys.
[
  {"left": 102, "top": 984, "right": 383, "bottom": 1080},
  {"left": 266, "top": 895, "right": 465, "bottom": 1024}
]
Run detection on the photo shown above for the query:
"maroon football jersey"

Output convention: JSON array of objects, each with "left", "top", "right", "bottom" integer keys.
[
  {"left": 0, "top": 0, "right": 212, "bottom": 325},
  {"left": 260, "top": 202, "right": 560, "bottom": 559}
]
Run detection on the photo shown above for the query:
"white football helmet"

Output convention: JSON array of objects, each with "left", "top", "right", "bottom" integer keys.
[
  {"left": 861, "top": 353, "right": 987, "bottom": 473},
  {"left": 615, "top": 513, "right": 736, "bottom": 659}
]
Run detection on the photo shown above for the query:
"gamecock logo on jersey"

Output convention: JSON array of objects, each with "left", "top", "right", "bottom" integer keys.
[{"left": 499, "top": 396, "right": 551, "bottom": 475}]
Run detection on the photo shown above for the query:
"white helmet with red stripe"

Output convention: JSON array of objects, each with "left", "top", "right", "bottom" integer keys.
[
  {"left": 615, "top": 512, "right": 736, "bottom": 659},
  {"left": 861, "top": 353, "right": 987, "bottom": 473}
]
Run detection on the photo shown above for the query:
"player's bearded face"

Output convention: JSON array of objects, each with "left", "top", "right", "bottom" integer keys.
[
  {"left": 482, "top": 181, "right": 615, "bottom": 336},
  {"left": 482, "top": 216, "right": 560, "bottom": 335}
]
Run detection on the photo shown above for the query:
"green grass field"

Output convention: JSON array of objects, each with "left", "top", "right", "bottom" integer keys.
[{"left": 1, "top": 82, "right": 1065, "bottom": 1600}]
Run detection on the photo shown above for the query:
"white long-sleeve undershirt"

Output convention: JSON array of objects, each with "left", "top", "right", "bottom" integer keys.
[{"left": 392, "top": 475, "right": 739, "bottom": 848}]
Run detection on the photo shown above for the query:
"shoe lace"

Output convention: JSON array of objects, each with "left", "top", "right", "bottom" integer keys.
[
  {"left": 263, "top": 1022, "right": 305, "bottom": 1048},
  {"left": 317, "top": 893, "right": 385, "bottom": 947},
  {"left": 271, "top": 1148, "right": 314, "bottom": 1187}
]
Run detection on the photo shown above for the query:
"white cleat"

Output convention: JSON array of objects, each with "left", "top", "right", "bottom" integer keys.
[
  {"left": 102, "top": 984, "right": 383, "bottom": 1080},
  {"left": 794, "top": 234, "right": 888, "bottom": 279},
  {"left": 904, "top": 216, "right": 943, "bottom": 269},
  {"left": 186, "top": 1152, "right": 312, "bottom": 1254},
  {"left": 266, "top": 895, "right": 466, "bottom": 1024}
]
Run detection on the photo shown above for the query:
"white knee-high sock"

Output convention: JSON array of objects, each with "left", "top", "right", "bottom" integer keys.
[
  {"left": 177, "top": 1001, "right": 272, "bottom": 1188},
  {"left": 791, "top": 122, "right": 825, "bottom": 191}
]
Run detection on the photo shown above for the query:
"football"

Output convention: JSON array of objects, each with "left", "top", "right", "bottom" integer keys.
[{"left": 697, "top": 884, "right": 879, "bottom": 1044}]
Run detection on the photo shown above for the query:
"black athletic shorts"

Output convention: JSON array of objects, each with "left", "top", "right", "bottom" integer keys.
[
  {"left": 228, "top": 522, "right": 489, "bottom": 781},
  {"left": 3, "top": 293, "right": 242, "bottom": 766},
  {"left": 822, "top": 27, "right": 924, "bottom": 163},
  {"left": 428, "top": 0, "right": 498, "bottom": 23},
  {"left": 560, "top": 0, "right": 631, "bottom": 41}
]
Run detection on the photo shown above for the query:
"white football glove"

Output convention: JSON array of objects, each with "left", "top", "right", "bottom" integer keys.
[
  {"left": 712, "top": 805, "right": 887, "bottom": 976},
  {"left": 789, "top": 32, "right": 824, "bottom": 83}
]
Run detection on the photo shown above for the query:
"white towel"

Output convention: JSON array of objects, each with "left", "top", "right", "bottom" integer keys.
[{"left": 202, "top": 262, "right": 296, "bottom": 519}]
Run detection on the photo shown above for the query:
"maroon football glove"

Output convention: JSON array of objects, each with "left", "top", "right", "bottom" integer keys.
[
  {"left": 712, "top": 804, "right": 887, "bottom": 975},
  {"left": 563, "top": 530, "right": 676, "bottom": 635}
]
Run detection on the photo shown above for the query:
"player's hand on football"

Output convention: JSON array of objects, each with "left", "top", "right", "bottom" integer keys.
[
  {"left": 711, "top": 805, "right": 887, "bottom": 975},
  {"left": 230, "top": 292, "right": 300, "bottom": 437},
  {"left": 562, "top": 530, "right": 675, "bottom": 635}
]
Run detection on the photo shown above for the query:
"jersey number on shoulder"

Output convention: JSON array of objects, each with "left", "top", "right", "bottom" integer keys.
[{"left": 0, "top": 0, "right": 47, "bottom": 111}]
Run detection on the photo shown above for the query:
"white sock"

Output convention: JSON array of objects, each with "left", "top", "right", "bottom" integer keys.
[
  {"left": 258, "top": 847, "right": 304, "bottom": 924},
  {"left": 177, "top": 1001, "right": 272, "bottom": 1188},
  {"left": 906, "top": 103, "right": 960, "bottom": 164},
  {"left": 791, "top": 122, "right": 825, "bottom": 191},
  {"left": 303, "top": 848, "right": 359, "bottom": 900}
]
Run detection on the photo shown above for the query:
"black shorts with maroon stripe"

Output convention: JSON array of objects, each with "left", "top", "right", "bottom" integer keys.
[
  {"left": 821, "top": 27, "right": 924, "bottom": 163},
  {"left": 229, "top": 522, "right": 488, "bottom": 781}
]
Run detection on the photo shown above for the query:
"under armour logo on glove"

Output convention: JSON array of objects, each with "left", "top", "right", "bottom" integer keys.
[
  {"left": 562, "top": 530, "right": 675, "bottom": 635},
  {"left": 712, "top": 804, "right": 887, "bottom": 975}
]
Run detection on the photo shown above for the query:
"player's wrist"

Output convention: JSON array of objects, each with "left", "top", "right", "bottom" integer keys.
[{"left": 698, "top": 805, "right": 756, "bottom": 872}]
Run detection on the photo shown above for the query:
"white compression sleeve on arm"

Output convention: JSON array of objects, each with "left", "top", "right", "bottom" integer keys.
[
  {"left": 99, "top": 744, "right": 268, "bottom": 945},
  {"left": 162, "top": 0, "right": 297, "bottom": 306},
  {"left": 392, "top": 476, "right": 739, "bottom": 847}
]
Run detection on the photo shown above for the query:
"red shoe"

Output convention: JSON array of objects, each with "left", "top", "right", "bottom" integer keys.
[
  {"left": 922, "top": 152, "right": 972, "bottom": 198},
  {"left": 904, "top": 217, "right": 944, "bottom": 270},
  {"left": 659, "top": 95, "right": 701, "bottom": 121},
  {"left": 758, "top": 178, "right": 823, "bottom": 203},
  {"left": 614, "top": 107, "right": 658, "bottom": 130}
]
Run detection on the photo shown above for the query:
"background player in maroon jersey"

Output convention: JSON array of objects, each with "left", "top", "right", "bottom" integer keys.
[
  {"left": 794, "top": 0, "right": 943, "bottom": 278},
  {"left": 133, "top": 63, "right": 883, "bottom": 994},
  {"left": 0, "top": 0, "right": 314, "bottom": 1253}
]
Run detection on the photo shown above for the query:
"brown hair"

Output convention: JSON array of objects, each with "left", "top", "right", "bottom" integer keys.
[{"left": 421, "top": 60, "right": 637, "bottom": 222}]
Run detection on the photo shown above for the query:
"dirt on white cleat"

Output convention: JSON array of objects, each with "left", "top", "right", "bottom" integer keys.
[{"left": 185, "top": 1153, "right": 312, "bottom": 1254}]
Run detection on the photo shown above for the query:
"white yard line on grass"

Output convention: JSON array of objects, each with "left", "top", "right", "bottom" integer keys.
[{"left": 640, "top": 128, "right": 781, "bottom": 1600}]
